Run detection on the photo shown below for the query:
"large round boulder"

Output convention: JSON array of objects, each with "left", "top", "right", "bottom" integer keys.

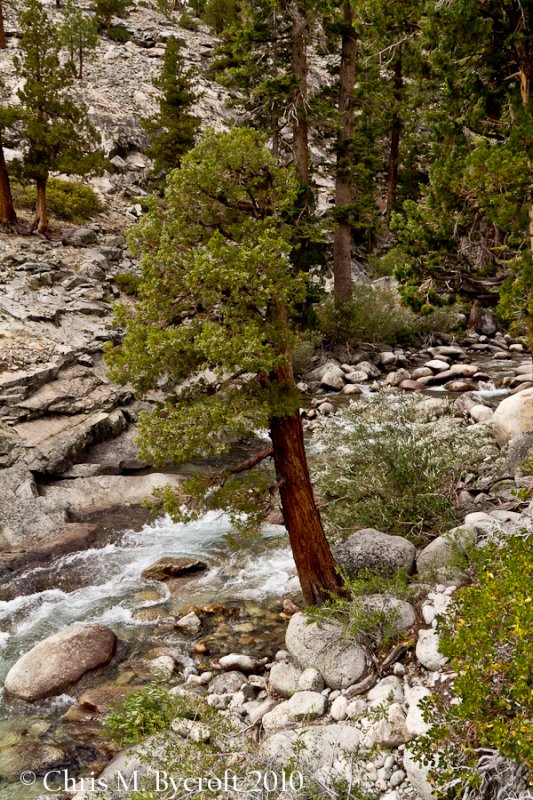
[
  {"left": 285, "top": 612, "right": 371, "bottom": 689},
  {"left": 492, "top": 387, "right": 533, "bottom": 446},
  {"left": 4, "top": 625, "right": 117, "bottom": 702},
  {"left": 332, "top": 528, "right": 416, "bottom": 577}
]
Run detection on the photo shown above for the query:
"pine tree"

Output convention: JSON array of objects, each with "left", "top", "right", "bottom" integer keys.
[
  {"left": 0, "top": 105, "right": 18, "bottom": 227},
  {"left": 60, "top": 0, "right": 98, "bottom": 80},
  {"left": 105, "top": 128, "right": 343, "bottom": 605},
  {"left": 141, "top": 35, "right": 200, "bottom": 180},
  {"left": 14, "top": 0, "right": 102, "bottom": 234},
  {"left": 394, "top": 0, "right": 533, "bottom": 335},
  {"left": 93, "top": 0, "right": 126, "bottom": 29},
  {"left": 0, "top": 0, "right": 6, "bottom": 48}
]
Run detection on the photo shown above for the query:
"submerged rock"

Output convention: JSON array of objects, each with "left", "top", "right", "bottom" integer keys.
[
  {"left": 4, "top": 625, "right": 117, "bottom": 702},
  {"left": 141, "top": 557, "right": 207, "bottom": 582}
]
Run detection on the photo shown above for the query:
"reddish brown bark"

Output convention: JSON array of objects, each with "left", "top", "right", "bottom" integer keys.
[
  {"left": 290, "top": 0, "right": 309, "bottom": 186},
  {"left": 0, "top": 0, "right": 6, "bottom": 50},
  {"left": 333, "top": 1, "right": 358, "bottom": 304},
  {"left": 35, "top": 177, "right": 49, "bottom": 234},
  {"left": 385, "top": 52, "right": 403, "bottom": 225},
  {"left": 0, "top": 139, "right": 17, "bottom": 226},
  {"left": 270, "top": 407, "right": 343, "bottom": 606}
]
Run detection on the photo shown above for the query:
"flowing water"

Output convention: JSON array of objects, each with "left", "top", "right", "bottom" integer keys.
[{"left": 0, "top": 513, "right": 297, "bottom": 798}]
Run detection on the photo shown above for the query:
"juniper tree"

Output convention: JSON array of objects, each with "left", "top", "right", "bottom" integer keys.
[
  {"left": 15, "top": 0, "right": 102, "bottom": 234},
  {"left": 60, "top": 0, "right": 98, "bottom": 80},
  {"left": 141, "top": 35, "right": 199, "bottom": 180},
  {"left": 105, "top": 128, "right": 343, "bottom": 605}
]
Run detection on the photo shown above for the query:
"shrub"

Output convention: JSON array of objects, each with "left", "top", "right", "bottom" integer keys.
[
  {"left": 11, "top": 177, "right": 104, "bottom": 223},
  {"left": 306, "top": 568, "right": 416, "bottom": 649},
  {"left": 105, "top": 24, "right": 132, "bottom": 42},
  {"left": 414, "top": 534, "right": 533, "bottom": 798},
  {"left": 114, "top": 271, "right": 142, "bottom": 296},
  {"left": 317, "top": 285, "right": 465, "bottom": 349},
  {"left": 317, "top": 285, "right": 418, "bottom": 347},
  {"left": 312, "top": 392, "right": 498, "bottom": 543},
  {"left": 102, "top": 684, "right": 182, "bottom": 746}
]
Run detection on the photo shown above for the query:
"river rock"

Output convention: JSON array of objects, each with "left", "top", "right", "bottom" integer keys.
[
  {"left": 268, "top": 660, "right": 303, "bottom": 697},
  {"left": 261, "top": 723, "right": 362, "bottom": 775},
  {"left": 218, "top": 653, "right": 262, "bottom": 673},
  {"left": 469, "top": 404, "right": 494, "bottom": 423},
  {"left": 403, "top": 748, "right": 437, "bottom": 800},
  {"left": 4, "top": 625, "right": 117, "bottom": 702},
  {"left": 285, "top": 612, "right": 371, "bottom": 689},
  {"left": 367, "top": 675, "right": 404, "bottom": 706},
  {"left": 141, "top": 557, "right": 207, "bottom": 581},
  {"left": 320, "top": 363, "right": 345, "bottom": 391},
  {"left": 333, "top": 529, "right": 416, "bottom": 577},
  {"left": 416, "top": 628, "right": 447, "bottom": 671},
  {"left": 416, "top": 526, "right": 476, "bottom": 583},
  {"left": 362, "top": 702, "right": 410, "bottom": 748},
  {"left": 492, "top": 387, "right": 533, "bottom": 446},
  {"left": 330, "top": 694, "right": 348, "bottom": 721},
  {"left": 506, "top": 430, "right": 533, "bottom": 475},
  {"left": 0, "top": 742, "right": 65, "bottom": 779},
  {"left": 208, "top": 671, "right": 247, "bottom": 695},
  {"left": 174, "top": 611, "right": 201, "bottom": 633},
  {"left": 405, "top": 685, "right": 432, "bottom": 736},
  {"left": 298, "top": 667, "right": 324, "bottom": 692},
  {"left": 359, "top": 594, "right": 416, "bottom": 639}
]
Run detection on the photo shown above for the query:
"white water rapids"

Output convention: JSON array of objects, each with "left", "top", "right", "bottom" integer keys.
[{"left": 0, "top": 513, "right": 297, "bottom": 684}]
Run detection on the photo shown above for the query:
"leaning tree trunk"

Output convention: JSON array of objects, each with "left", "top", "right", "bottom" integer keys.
[
  {"left": 333, "top": 0, "right": 357, "bottom": 305},
  {"left": 385, "top": 51, "right": 403, "bottom": 225},
  {"left": 0, "top": 139, "right": 17, "bottom": 226},
  {"left": 35, "top": 177, "right": 49, "bottom": 235},
  {"left": 270, "top": 406, "right": 343, "bottom": 606},
  {"left": 290, "top": 0, "right": 309, "bottom": 186},
  {"left": 0, "top": 0, "right": 6, "bottom": 49}
]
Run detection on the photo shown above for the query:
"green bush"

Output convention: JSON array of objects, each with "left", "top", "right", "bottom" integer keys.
[
  {"left": 106, "top": 24, "right": 132, "bottom": 42},
  {"left": 317, "top": 285, "right": 418, "bottom": 347},
  {"left": 317, "top": 285, "right": 464, "bottom": 348},
  {"left": 414, "top": 534, "right": 533, "bottom": 797},
  {"left": 102, "top": 684, "right": 182, "bottom": 746},
  {"left": 11, "top": 177, "right": 104, "bottom": 223},
  {"left": 313, "top": 392, "right": 498, "bottom": 543},
  {"left": 306, "top": 568, "right": 416, "bottom": 648},
  {"left": 114, "top": 271, "right": 142, "bottom": 296}
]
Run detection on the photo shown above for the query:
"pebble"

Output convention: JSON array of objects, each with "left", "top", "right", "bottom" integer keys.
[{"left": 390, "top": 769, "right": 406, "bottom": 787}]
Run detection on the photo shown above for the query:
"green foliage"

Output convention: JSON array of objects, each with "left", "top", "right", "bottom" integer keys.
[
  {"left": 291, "top": 330, "right": 322, "bottom": 375},
  {"left": 178, "top": 9, "right": 198, "bottom": 30},
  {"left": 142, "top": 35, "right": 199, "bottom": 179},
  {"left": 306, "top": 568, "right": 414, "bottom": 648},
  {"left": 105, "top": 128, "right": 305, "bottom": 531},
  {"left": 113, "top": 270, "right": 141, "bottom": 295},
  {"left": 105, "top": 23, "right": 132, "bottom": 41},
  {"left": 202, "top": 0, "right": 236, "bottom": 34},
  {"left": 313, "top": 392, "right": 494, "bottom": 543},
  {"left": 93, "top": 0, "right": 128, "bottom": 28},
  {"left": 498, "top": 251, "right": 533, "bottom": 350},
  {"left": 60, "top": 0, "right": 98, "bottom": 79},
  {"left": 414, "top": 534, "right": 533, "bottom": 796},
  {"left": 102, "top": 684, "right": 182, "bottom": 747},
  {"left": 10, "top": 177, "right": 104, "bottom": 222},
  {"left": 317, "top": 285, "right": 419, "bottom": 346},
  {"left": 14, "top": 0, "right": 102, "bottom": 192}
]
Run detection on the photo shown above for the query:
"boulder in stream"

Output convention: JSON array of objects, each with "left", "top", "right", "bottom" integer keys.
[
  {"left": 3, "top": 624, "right": 117, "bottom": 702},
  {"left": 141, "top": 556, "right": 208, "bottom": 581}
]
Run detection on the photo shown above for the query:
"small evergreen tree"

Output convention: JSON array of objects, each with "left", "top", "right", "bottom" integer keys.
[
  {"left": 60, "top": 0, "right": 98, "bottom": 80},
  {"left": 141, "top": 35, "right": 200, "bottom": 180},
  {"left": 106, "top": 128, "right": 343, "bottom": 605},
  {"left": 15, "top": 0, "right": 102, "bottom": 234},
  {"left": 93, "top": 0, "right": 126, "bottom": 29}
]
